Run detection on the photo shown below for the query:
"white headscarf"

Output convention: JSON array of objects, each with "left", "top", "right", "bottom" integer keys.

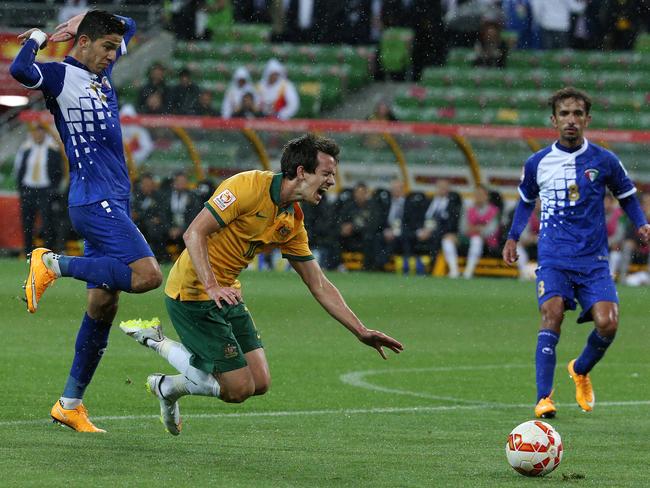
[
  {"left": 257, "top": 58, "right": 300, "bottom": 120},
  {"left": 222, "top": 67, "right": 256, "bottom": 119}
]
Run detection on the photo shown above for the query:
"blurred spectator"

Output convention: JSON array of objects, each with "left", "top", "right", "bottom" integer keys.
[
  {"left": 281, "top": 0, "right": 318, "bottom": 42},
  {"left": 380, "top": 0, "right": 447, "bottom": 80},
  {"left": 257, "top": 59, "right": 300, "bottom": 120},
  {"left": 161, "top": 171, "right": 203, "bottom": 256},
  {"left": 530, "top": 0, "right": 586, "bottom": 49},
  {"left": 58, "top": 0, "right": 87, "bottom": 25},
  {"left": 372, "top": 179, "right": 409, "bottom": 271},
  {"left": 137, "top": 63, "right": 169, "bottom": 115},
  {"left": 338, "top": 182, "right": 375, "bottom": 270},
  {"left": 602, "top": 0, "right": 643, "bottom": 50},
  {"left": 195, "top": 90, "right": 219, "bottom": 116},
  {"left": 131, "top": 173, "right": 166, "bottom": 261},
  {"left": 14, "top": 126, "right": 63, "bottom": 256},
  {"left": 461, "top": 185, "right": 500, "bottom": 279},
  {"left": 169, "top": 68, "right": 201, "bottom": 115},
  {"left": 234, "top": 0, "right": 272, "bottom": 23},
  {"left": 365, "top": 98, "right": 398, "bottom": 149},
  {"left": 369, "top": 99, "right": 398, "bottom": 122},
  {"left": 120, "top": 104, "right": 154, "bottom": 166},
  {"left": 232, "top": 92, "right": 265, "bottom": 118},
  {"left": 222, "top": 67, "right": 256, "bottom": 119},
  {"left": 204, "top": 0, "right": 234, "bottom": 39},
  {"left": 302, "top": 195, "right": 339, "bottom": 270},
  {"left": 342, "top": 0, "right": 373, "bottom": 44},
  {"left": 194, "top": 178, "right": 216, "bottom": 202},
  {"left": 504, "top": 0, "right": 541, "bottom": 49},
  {"left": 604, "top": 193, "right": 626, "bottom": 278},
  {"left": 472, "top": 15, "right": 509, "bottom": 68},
  {"left": 167, "top": 0, "right": 203, "bottom": 40},
  {"left": 414, "top": 178, "right": 462, "bottom": 278}
]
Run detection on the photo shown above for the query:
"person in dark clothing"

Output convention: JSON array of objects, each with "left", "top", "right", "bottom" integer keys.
[
  {"left": 168, "top": 68, "right": 201, "bottom": 115},
  {"left": 131, "top": 173, "right": 167, "bottom": 261},
  {"left": 14, "top": 125, "right": 63, "bottom": 255}
]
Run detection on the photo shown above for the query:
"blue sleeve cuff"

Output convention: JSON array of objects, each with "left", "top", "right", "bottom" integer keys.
[{"left": 619, "top": 195, "right": 648, "bottom": 229}]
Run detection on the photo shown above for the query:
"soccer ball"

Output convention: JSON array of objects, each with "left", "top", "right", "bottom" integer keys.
[{"left": 505, "top": 420, "right": 563, "bottom": 477}]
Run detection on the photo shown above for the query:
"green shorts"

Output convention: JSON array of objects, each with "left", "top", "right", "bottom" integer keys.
[{"left": 164, "top": 296, "right": 263, "bottom": 374}]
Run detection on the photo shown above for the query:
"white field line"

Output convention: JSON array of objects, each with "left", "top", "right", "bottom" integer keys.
[{"left": 1, "top": 364, "right": 647, "bottom": 427}]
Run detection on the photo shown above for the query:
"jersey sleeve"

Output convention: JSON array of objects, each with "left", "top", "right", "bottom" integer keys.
[
  {"left": 280, "top": 225, "right": 314, "bottom": 261},
  {"left": 115, "top": 15, "right": 137, "bottom": 61},
  {"left": 606, "top": 155, "right": 636, "bottom": 200},
  {"left": 517, "top": 156, "right": 540, "bottom": 203},
  {"left": 10, "top": 41, "right": 65, "bottom": 97},
  {"left": 204, "top": 175, "right": 254, "bottom": 227}
]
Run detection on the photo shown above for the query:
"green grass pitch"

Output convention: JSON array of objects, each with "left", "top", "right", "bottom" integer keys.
[{"left": 1, "top": 258, "right": 649, "bottom": 487}]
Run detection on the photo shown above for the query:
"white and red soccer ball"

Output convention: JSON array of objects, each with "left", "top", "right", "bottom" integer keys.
[{"left": 506, "top": 420, "right": 563, "bottom": 477}]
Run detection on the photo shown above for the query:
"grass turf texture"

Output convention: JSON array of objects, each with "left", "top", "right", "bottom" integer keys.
[{"left": 1, "top": 258, "right": 649, "bottom": 487}]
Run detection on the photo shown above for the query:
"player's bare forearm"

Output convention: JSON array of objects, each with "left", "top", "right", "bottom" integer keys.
[
  {"left": 291, "top": 260, "right": 403, "bottom": 358},
  {"left": 183, "top": 208, "right": 240, "bottom": 307}
]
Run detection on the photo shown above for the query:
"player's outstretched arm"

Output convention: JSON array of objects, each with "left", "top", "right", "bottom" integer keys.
[
  {"left": 10, "top": 29, "right": 48, "bottom": 87},
  {"left": 290, "top": 259, "right": 403, "bottom": 359}
]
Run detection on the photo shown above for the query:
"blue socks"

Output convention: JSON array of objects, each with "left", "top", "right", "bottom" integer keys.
[
  {"left": 62, "top": 313, "right": 112, "bottom": 399},
  {"left": 574, "top": 329, "right": 614, "bottom": 375},
  {"left": 535, "top": 329, "right": 559, "bottom": 401},
  {"left": 65, "top": 256, "right": 133, "bottom": 291}
]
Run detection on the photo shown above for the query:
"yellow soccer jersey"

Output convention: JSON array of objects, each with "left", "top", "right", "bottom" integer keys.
[{"left": 165, "top": 171, "right": 314, "bottom": 301}]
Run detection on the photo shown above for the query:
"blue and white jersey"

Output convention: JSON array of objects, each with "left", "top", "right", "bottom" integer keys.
[
  {"left": 518, "top": 139, "right": 636, "bottom": 270},
  {"left": 10, "top": 16, "right": 136, "bottom": 207}
]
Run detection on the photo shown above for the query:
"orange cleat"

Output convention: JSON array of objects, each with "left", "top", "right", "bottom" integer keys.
[
  {"left": 50, "top": 401, "right": 106, "bottom": 433},
  {"left": 568, "top": 359, "right": 595, "bottom": 412},
  {"left": 534, "top": 395, "right": 557, "bottom": 419},
  {"left": 24, "top": 247, "right": 58, "bottom": 313}
]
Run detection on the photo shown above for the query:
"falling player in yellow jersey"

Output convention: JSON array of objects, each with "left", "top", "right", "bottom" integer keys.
[{"left": 120, "top": 134, "right": 403, "bottom": 435}]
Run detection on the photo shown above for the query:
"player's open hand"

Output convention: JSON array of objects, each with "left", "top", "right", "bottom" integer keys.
[
  {"left": 50, "top": 12, "right": 86, "bottom": 42},
  {"left": 502, "top": 238, "right": 519, "bottom": 266},
  {"left": 17, "top": 29, "right": 47, "bottom": 49},
  {"left": 638, "top": 224, "right": 650, "bottom": 244},
  {"left": 206, "top": 284, "right": 242, "bottom": 309},
  {"left": 358, "top": 329, "right": 403, "bottom": 360}
]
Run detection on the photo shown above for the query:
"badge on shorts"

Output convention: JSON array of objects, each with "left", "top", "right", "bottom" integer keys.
[
  {"left": 213, "top": 189, "right": 237, "bottom": 210},
  {"left": 224, "top": 344, "right": 238, "bottom": 359}
]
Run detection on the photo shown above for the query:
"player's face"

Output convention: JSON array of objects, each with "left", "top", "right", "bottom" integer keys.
[
  {"left": 551, "top": 98, "right": 591, "bottom": 147},
  {"left": 300, "top": 151, "right": 337, "bottom": 205},
  {"left": 81, "top": 34, "right": 123, "bottom": 74}
]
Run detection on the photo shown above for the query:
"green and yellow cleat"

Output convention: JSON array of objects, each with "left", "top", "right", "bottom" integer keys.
[{"left": 118, "top": 317, "right": 163, "bottom": 346}]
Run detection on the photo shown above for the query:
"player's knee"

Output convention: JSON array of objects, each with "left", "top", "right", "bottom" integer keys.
[
  {"left": 132, "top": 268, "right": 163, "bottom": 292},
  {"left": 221, "top": 383, "right": 255, "bottom": 403},
  {"left": 254, "top": 377, "right": 271, "bottom": 396},
  {"left": 540, "top": 307, "right": 563, "bottom": 331},
  {"left": 594, "top": 310, "right": 618, "bottom": 337},
  {"left": 88, "top": 295, "right": 119, "bottom": 322}
]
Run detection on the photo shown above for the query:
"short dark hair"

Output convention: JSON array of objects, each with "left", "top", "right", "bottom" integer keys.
[
  {"left": 548, "top": 87, "right": 592, "bottom": 115},
  {"left": 75, "top": 10, "right": 126, "bottom": 44},
  {"left": 280, "top": 133, "right": 340, "bottom": 179}
]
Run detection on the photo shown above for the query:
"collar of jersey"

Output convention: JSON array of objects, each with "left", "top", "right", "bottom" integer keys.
[
  {"left": 63, "top": 56, "right": 96, "bottom": 75},
  {"left": 270, "top": 172, "right": 294, "bottom": 214},
  {"left": 554, "top": 138, "right": 589, "bottom": 155}
]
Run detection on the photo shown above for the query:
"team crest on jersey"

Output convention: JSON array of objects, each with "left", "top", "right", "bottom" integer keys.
[
  {"left": 213, "top": 189, "right": 237, "bottom": 210},
  {"left": 584, "top": 168, "right": 599, "bottom": 182},
  {"left": 101, "top": 76, "right": 112, "bottom": 91},
  {"left": 224, "top": 344, "right": 238, "bottom": 359},
  {"left": 276, "top": 224, "right": 291, "bottom": 238}
]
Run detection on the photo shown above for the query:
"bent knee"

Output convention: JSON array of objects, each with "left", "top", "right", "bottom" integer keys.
[
  {"left": 132, "top": 268, "right": 163, "bottom": 292},
  {"left": 254, "top": 380, "right": 271, "bottom": 396},
  {"left": 221, "top": 384, "right": 255, "bottom": 403}
]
